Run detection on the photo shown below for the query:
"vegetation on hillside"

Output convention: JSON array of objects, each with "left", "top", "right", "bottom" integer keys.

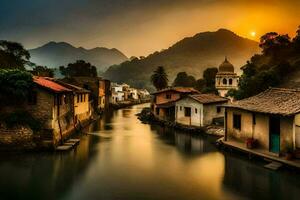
[
  {"left": 104, "top": 29, "right": 259, "bottom": 90},
  {"left": 228, "top": 26, "right": 300, "bottom": 100}
]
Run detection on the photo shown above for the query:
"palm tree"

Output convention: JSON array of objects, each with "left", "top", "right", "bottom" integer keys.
[{"left": 151, "top": 66, "right": 168, "bottom": 91}]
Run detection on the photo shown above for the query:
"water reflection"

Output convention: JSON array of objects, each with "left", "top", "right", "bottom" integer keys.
[{"left": 0, "top": 104, "right": 299, "bottom": 200}]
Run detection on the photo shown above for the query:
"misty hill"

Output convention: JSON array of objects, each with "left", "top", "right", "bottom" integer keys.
[
  {"left": 29, "top": 42, "right": 128, "bottom": 73},
  {"left": 103, "top": 29, "right": 260, "bottom": 90}
]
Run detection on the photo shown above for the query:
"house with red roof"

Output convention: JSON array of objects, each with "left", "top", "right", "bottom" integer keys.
[{"left": 27, "top": 77, "right": 75, "bottom": 147}]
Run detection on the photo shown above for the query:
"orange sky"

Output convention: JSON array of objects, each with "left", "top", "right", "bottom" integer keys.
[{"left": 1, "top": 0, "right": 299, "bottom": 56}]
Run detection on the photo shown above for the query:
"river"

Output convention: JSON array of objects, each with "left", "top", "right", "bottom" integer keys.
[{"left": 0, "top": 104, "right": 300, "bottom": 200}]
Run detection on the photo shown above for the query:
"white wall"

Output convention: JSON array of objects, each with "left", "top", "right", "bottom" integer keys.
[{"left": 175, "top": 98, "right": 203, "bottom": 127}]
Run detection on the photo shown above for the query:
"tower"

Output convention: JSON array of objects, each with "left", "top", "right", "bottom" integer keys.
[{"left": 215, "top": 57, "right": 239, "bottom": 97}]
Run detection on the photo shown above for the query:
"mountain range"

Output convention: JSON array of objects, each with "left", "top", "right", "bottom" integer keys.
[
  {"left": 29, "top": 42, "right": 128, "bottom": 73},
  {"left": 103, "top": 29, "right": 260, "bottom": 90}
]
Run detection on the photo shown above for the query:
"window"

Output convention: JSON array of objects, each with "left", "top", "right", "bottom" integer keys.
[
  {"left": 166, "top": 94, "right": 171, "bottom": 99},
  {"left": 223, "top": 78, "right": 227, "bottom": 85},
  {"left": 195, "top": 108, "right": 198, "bottom": 114},
  {"left": 252, "top": 113, "right": 256, "bottom": 125},
  {"left": 229, "top": 79, "right": 233, "bottom": 85},
  {"left": 77, "top": 95, "right": 80, "bottom": 103},
  {"left": 233, "top": 114, "right": 241, "bottom": 130},
  {"left": 184, "top": 107, "right": 191, "bottom": 117},
  {"left": 83, "top": 94, "right": 86, "bottom": 102},
  {"left": 180, "top": 106, "right": 182, "bottom": 111},
  {"left": 217, "top": 107, "right": 221, "bottom": 113},
  {"left": 28, "top": 91, "right": 37, "bottom": 105}
]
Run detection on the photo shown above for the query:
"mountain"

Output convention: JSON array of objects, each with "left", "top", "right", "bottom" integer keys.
[
  {"left": 103, "top": 29, "right": 260, "bottom": 90},
  {"left": 29, "top": 41, "right": 128, "bottom": 73}
]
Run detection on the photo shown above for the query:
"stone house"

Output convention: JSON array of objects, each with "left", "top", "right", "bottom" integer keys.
[
  {"left": 222, "top": 88, "right": 300, "bottom": 156},
  {"left": 151, "top": 87, "right": 199, "bottom": 121},
  {"left": 175, "top": 94, "right": 228, "bottom": 127},
  {"left": 30, "top": 77, "right": 75, "bottom": 147}
]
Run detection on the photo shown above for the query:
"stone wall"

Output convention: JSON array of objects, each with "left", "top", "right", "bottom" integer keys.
[{"left": 0, "top": 125, "right": 36, "bottom": 150}]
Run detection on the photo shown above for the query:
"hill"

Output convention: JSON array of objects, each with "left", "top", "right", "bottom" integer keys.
[
  {"left": 103, "top": 29, "right": 260, "bottom": 90},
  {"left": 29, "top": 42, "right": 128, "bottom": 73}
]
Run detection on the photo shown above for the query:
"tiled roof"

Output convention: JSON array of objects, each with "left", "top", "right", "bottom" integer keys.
[
  {"left": 189, "top": 94, "right": 229, "bottom": 104},
  {"left": 54, "top": 80, "right": 90, "bottom": 93},
  {"left": 151, "top": 87, "right": 199, "bottom": 95},
  {"left": 222, "top": 88, "right": 300, "bottom": 116},
  {"left": 33, "top": 77, "right": 72, "bottom": 93}
]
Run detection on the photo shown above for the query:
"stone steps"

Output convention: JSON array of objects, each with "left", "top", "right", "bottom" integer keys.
[{"left": 55, "top": 139, "right": 80, "bottom": 152}]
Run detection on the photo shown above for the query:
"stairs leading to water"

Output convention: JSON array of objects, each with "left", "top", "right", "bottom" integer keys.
[{"left": 56, "top": 139, "right": 80, "bottom": 151}]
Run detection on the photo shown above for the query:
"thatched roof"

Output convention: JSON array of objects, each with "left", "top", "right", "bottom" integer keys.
[{"left": 223, "top": 88, "right": 300, "bottom": 116}]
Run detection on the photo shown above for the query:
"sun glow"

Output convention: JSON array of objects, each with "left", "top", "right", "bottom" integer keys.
[{"left": 250, "top": 31, "right": 256, "bottom": 37}]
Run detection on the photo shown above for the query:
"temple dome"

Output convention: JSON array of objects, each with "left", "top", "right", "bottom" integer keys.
[{"left": 219, "top": 57, "right": 234, "bottom": 73}]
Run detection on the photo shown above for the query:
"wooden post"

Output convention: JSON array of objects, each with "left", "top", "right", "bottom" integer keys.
[{"left": 224, "top": 108, "right": 228, "bottom": 141}]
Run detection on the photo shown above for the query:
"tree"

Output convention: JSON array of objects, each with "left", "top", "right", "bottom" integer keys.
[
  {"left": 0, "top": 69, "right": 33, "bottom": 105},
  {"left": 172, "top": 72, "right": 196, "bottom": 87},
  {"left": 203, "top": 68, "right": 218, "bottom": 88},
  {"left": 59, "top": 60, "right": 97, "bottom": 78},
  {"left": 31, "top": 66, "right": 54, "bottom": 77},
  {"left": 0, "top": 40, "right": 31, "bottom": 70},
  {"left": 150, "top": 66, "right": 168, "bottom": 91}
]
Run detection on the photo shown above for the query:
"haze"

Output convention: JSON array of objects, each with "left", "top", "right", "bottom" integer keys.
[{"left": 1, "top": 0, "right": 299, "bottom": 57}]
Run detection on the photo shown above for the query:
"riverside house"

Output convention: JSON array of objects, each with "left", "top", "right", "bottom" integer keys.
[
  {"left": 175, "top": 94, "right": 228, "bottom": 127},
  {"left": 31, "top": 77, "right": 75, "bottom": 147},
  {"left": 55, "top": 81, "right": 92, "bottom": 124},
  {"left": 222, "top": 88, "right": 300, "bottom": 159},
  {"left": 151, "top": 87, "right": 199, "bottom": 121}
]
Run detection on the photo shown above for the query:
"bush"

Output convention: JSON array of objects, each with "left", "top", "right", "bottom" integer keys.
[{"left": 0, "top": 111, "right": 42, "bottom": 131}]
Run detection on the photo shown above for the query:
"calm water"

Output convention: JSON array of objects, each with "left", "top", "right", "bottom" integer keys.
[{"left": 1, "top": 104, "right": 300, "bottom": 200}]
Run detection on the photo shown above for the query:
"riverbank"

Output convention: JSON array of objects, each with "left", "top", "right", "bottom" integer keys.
[
  {"left": 111, "top": 99, "right": 150, "bottom": 110},
  {"left": 137, "top": 107, "right": 224, "bottom": 137}
]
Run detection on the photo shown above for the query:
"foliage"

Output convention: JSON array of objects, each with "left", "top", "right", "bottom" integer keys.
[
  {"left": 0, "top": 40, "right": 32, "bottom": 70},
  {"left": 173, "top": 72, "right": 196, "bottom": 87},
  {"left": 229, "top": 26, "right": 300, "bottom": 100},
  {"left": 0, "top": 69, "right": 33, "bottom": 105},
  {"left": 59, "top": 60, "right": 97, "bottom": 78},
  {"left": 150, "top": 66, "right": 168, "bottom": 90},
  {"left": 31, "top": 65, "right": 54, "bottom": 77},
  {"left": 0, "top": 111, "right": 41, "bottom": 131}
]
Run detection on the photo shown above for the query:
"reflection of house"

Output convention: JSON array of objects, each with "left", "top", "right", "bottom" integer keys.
[
  {"left": 175, "top": 94, "right": 228, "bottom": 127},
  {"left": 30, "top": 77, "right": 75, "bottom": 146},
  {"left": 55, "top": 81, "right": 91, "bottom": 123},
  {"left": 151, "top": 87, "right": 199, "bottom": 121},
  {"left": 222, "top": 88, "right": 300, "bottom": 157},
  {"left": 215, "top": 57, "right": 239, "bottom": 97}
]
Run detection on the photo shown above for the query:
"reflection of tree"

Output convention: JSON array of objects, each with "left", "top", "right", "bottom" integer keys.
[{"left": 222, "top": 154, "right": 300, "bottom": 200}]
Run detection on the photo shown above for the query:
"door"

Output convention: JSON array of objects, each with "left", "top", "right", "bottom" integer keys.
[{"left": 269, "top": 116, "right": 280, "bottom": 153}]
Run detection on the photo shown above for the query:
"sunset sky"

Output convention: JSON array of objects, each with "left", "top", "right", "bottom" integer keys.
[{"left": 0, "top": 0, "right": 299, "bottom": 56}]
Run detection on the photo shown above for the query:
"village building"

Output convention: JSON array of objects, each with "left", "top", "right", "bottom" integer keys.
[
  {"left": 55, "top": 80, "right": 92, "bottom": 124},
  {"left": 138, "top": 89, "right": 151, "bottom": 100},
  {"left": 222, "top": 88, "right": 300, "bottom": 158},
  {"left": 175, "top": 94, "right": 228, "bottom": 127},
  {"left": 151, "top": 87, "right": 199, "bottom": 121},
  {"left": 29, "top": 77, "right": 75, "bottom": 147},
  {"left": 215, "top": 57, "right": 239, "bottom": 97},
  {"left": 61, "top": 77, "right": 111, "bottom": 111}
]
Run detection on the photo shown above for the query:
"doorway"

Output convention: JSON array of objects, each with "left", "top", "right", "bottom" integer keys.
[{"left": 269, "top": 116, "right": 280, "bottom": 153}]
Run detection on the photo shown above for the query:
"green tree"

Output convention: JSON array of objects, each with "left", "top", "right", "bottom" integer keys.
[
  {"left": 0, "top": 69, "right": 33, "bottom": 105},
  {"left": 0, "top": 40, "right": 31, "bottom": 70},
  {"left": 172, "top": 72, "right": 196, "bottom": 87},
  {"left": 31, "top": 66, "right": 54, "bottom": 77},
  {"left": 59, "top": 60, "right": 97, "bottom": 78},
  {"left": 150, "top": 66, "right": 168, "bottom": 91}
]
